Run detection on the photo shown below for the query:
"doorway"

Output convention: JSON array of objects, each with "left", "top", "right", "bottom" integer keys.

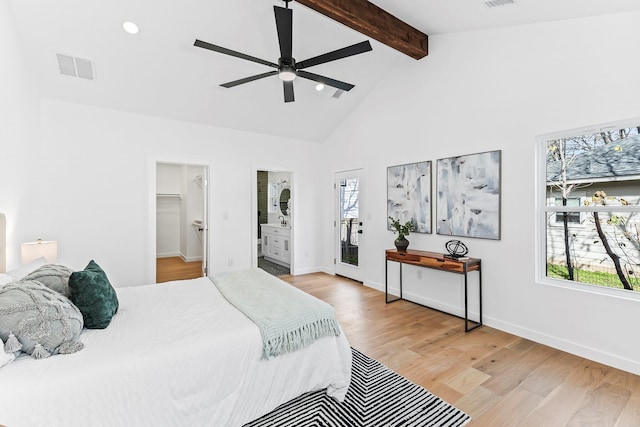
[
  {"left": 335, "top": 169, "right": 364, "bottom": 282},
  {"left": 255, "top": 169, "right": 292, "bottom": 276},
  {"left": 156, "top": 162, "right": 208, "bottom": 283}
]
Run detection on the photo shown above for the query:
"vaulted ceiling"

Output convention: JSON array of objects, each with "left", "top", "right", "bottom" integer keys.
[{"left": 7, "top": 0, "right": 640, "bottom": 142}]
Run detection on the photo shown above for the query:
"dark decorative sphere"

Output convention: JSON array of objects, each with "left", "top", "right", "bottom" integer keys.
[{"left": 445, "top": 240, "right": 468, "bottom": 257}]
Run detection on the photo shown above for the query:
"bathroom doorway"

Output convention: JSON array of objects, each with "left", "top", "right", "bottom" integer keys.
[
  {"left": 255, "top": 169, "right": 292, "bottom": 276},
  {"left": 156, "top": 162, "right": 208, "bottom": 283}
]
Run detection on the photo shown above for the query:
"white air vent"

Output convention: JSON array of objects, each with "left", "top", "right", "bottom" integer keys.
[
  {"left": 484, "top": 0, "right": 515, "bottom": 8},
  {"left": 56, "top": 53, "right": 94, "bottom": 80},
  {"left": 332, "top": 89, "right": 344, "bottom": 99}
]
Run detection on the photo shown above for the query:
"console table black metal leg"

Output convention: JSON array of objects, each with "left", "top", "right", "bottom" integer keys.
[
  {"left": 385, "top": 258, "right": 401, "bottom": 303},
  {"left": 399, "top": 262, "right": 403, "bottom": 300},
  {"left": 479, "top": 261, "right": 483, "bottom": 329},
  {"left": 464, "top": 264, "right": 482, "bottom": 332}
]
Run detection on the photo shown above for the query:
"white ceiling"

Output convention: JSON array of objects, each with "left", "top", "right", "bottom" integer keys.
[{"left": 8, "top": 0, "right": 640, "bottom": 142}]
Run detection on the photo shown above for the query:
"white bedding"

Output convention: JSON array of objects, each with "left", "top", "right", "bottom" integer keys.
[{"left": 0, "top": 276, "right": 352, "bottom": 426}]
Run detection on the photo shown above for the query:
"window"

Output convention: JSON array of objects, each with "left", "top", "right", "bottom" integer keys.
[
  {"left": 551, "top": 196, "right": 582, "bottom": 225},
  {"left": 537, "top": 119, "right": 640, "bottom": 296}
]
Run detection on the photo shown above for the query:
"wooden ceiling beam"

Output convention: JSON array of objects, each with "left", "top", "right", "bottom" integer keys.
[{"left": 295, "top": 0, "right": 428, "bottom": 60}]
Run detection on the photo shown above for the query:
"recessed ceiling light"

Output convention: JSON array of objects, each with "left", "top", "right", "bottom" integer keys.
[
  {"left": 122, "top": 21, "right": 139, "bottom": 35},
  {"left": 315, "top": 83, "right": 325, "bottom": 91}
]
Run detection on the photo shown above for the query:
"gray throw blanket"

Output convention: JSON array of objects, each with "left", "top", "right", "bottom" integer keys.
[{"left": 212, "top": 268, "right": 341, "bottom": 359}]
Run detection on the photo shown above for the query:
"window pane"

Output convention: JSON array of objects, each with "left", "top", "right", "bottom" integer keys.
[
  {"left": 554, "top": 211, "right": 581, "bottom": 224},
  {"left": 546, "top": 128, "right": 640, "bottom": 187},
  {"left": 546, "top": 210, "right": 640, "bottom": 291},
  {"left": 544, "top": 125, "right": 640, "bottom": 293},
  {"left": 553, "top": 198, "right": 581, "bottom": 223},
  {"left": 340, "top": 178, "right": 359, "bottom": 266}
]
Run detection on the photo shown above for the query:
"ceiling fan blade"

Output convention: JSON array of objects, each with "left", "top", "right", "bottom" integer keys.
[
  {"left": 274, "top": 6, "right": 293, "bottom": 59},
  {"left": 220, "top": 71, "right": 278, "bottom": 88},
  {"left": 297, "top": 70, "right": 355, "bottom": 92},
  {"left": 296, "top": 41, "right": 372, "bottom": 70},
  {"left": 283, "top": 81, "right": 295, "bottom": 103},
  {"left": 194, "top": 39, "right": 278, "bottom": 68}
]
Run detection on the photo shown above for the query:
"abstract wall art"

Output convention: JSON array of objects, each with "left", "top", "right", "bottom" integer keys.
[
  {"left": 387, "top": 161, "right": 432, "bottom": 233},
  {"left": 436, "top": 150, "right": 501, "bottom": 240}
]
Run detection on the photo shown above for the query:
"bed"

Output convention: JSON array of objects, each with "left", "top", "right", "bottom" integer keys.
[{"left": 0, "top": 245, "right": 352, "bottom": 426}]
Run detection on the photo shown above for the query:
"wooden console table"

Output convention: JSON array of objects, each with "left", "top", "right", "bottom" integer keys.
[{"left": 385, "top": 249, "right": 482, "bottom": 332}]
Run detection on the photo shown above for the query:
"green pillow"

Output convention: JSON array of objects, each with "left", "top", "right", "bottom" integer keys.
[{"left": 69, "top": 260, "right": 119, "bottom": 329}]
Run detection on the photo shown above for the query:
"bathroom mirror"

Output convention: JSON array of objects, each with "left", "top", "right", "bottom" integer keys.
[{"left": 279, "top": 188, "right": 291, "bottom": 216}]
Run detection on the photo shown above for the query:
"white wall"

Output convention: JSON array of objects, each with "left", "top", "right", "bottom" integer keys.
[
  {"left": 5, "top": 99, "right": 324, "bottom": 287},
  {"left": 321, "top": 12, "right": 640, "bottom": 375},
  {"left": 0, "top": 0, "right": 41, "bottom": 270}
]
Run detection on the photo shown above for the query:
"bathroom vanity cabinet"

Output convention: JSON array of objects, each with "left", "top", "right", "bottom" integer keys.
[{"left": 261, "top": 224, "right": 291, "bottom": 267}]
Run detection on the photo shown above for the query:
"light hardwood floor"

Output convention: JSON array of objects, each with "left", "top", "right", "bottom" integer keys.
[
  {"left": 282, "top": 272, "right": 640, "bottom": 426},
  {"left": 156, "top": 256, "right": 203, "bottom": 283}
]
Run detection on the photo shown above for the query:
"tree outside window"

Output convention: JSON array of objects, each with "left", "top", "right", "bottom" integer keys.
[{"left": 542, "top": 123, "right": 640, "bottom": 293}]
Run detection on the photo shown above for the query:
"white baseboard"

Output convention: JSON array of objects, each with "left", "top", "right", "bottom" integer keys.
[
  {"left": 292, "top": 266, "right": 326, "bottom": 275},
  {"left": 156, "top": 252, "right": 180, "bottom": 258},
  {"left": 180, "top": 254, "right": 203, "bottom": 263},
  {"left": 364, "top": 280, "right": 480, "bottom": 320},
  {"left": 485, "top": 316, "right": 640, "bottom": 376},
  {"left": 366, "top": 279, "right": 639, "bottom": 375},
  {"left": 291, "top": 267, "right": 335, "bottom": 276}
]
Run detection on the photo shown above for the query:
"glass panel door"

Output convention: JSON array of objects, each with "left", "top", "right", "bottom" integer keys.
[
  {"left": 335, "top": 169, "right": 364, "bottom": 282},
  {"left": 340, "top": 177, "right": 360, "bottom": 266}
]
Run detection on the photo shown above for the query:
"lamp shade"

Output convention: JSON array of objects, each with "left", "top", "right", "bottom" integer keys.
[{"left": 21, "top": 240, "right": 58, "bottom": 265}]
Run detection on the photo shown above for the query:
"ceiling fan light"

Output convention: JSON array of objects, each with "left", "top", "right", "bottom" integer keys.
[{"left": 278, "top": 70, "right": 296, "bottom": 81}]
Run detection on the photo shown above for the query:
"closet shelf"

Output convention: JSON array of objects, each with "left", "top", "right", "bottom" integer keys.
[{"left": 156, "top": 193, "right": 182, "bottom": 199}]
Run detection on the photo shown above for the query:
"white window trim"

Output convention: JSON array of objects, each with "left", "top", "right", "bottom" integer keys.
[{"left": 535, "top": 117, "right": 640, "bottom": 301}]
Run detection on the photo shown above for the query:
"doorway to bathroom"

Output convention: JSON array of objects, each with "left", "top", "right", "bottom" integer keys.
[
  {"left": 156, "top": 162, "right": 208, "bottom": 283},
  {"left": 256, "top": 169, "right": 292, "bottom": 276}
]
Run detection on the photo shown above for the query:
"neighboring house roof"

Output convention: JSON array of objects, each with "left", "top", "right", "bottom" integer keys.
[{"left": 547, "top": 134, "right": 640, "bottom": 184}]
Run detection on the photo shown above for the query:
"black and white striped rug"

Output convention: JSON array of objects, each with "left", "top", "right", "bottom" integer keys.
[{"left": 244, "top": 348, "right": 471, "bottom": 427}]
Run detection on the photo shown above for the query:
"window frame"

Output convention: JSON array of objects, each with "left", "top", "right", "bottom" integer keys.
[
  {"left": 548, "top": 194, "right": 586, "bottom": 227},
  {"left": 535, "top": 117, "right": 640, "bottom": 301}
]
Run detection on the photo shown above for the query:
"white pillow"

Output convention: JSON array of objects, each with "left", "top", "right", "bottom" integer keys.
[
  {"left": 5, "top": 257, "right": 47, "bottom": 281},
  {"left": 1, "top": 342, "right": 16, "bottom": 368}
]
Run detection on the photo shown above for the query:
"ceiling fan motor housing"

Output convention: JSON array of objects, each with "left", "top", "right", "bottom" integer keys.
[{"left": 278, "top": 57, "right": 297, "bottom": 81}]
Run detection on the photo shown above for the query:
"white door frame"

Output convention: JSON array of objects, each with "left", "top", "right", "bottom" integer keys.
[
  {"left": 150, "top": 161, "right": 210, "bottom": 283},
  {"left": 335, "top": 169, "right": 364, "bottom": 282}
]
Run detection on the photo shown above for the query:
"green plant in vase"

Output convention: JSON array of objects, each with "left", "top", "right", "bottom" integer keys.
[{"left": 388, "top": 216, "right": 415, "bottom": 252}]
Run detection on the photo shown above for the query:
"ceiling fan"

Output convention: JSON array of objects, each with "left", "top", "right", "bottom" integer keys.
[{"left": 194, "top": 0, "right": 372, "bottom": 103}]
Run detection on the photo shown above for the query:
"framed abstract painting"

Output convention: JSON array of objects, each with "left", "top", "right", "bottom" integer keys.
[
  {"left": 436, "top": 150, "right": 501, "bottom": 240},
  {"left": 387, "top": 161, "right": 432, "bottom": 234}
]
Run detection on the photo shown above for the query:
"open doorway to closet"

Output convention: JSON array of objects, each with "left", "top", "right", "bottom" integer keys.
[
  {"left": 156, "top": 162, "right": 208, "bottom": 283},
  {"left": 256, "top": 170, "right": 292, "bottom": 276}
]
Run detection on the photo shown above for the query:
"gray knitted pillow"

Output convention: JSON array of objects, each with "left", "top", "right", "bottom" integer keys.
[
  {"left": 23, "top": 264, "right": 74, "bottom": 297},
  {"left": 0, "top": 280, "right": 84, "bottom": 359}
]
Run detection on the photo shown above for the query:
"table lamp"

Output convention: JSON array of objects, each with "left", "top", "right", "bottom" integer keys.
[{"left": 21, "top": 239, "right": 58, "bottom": 265}]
